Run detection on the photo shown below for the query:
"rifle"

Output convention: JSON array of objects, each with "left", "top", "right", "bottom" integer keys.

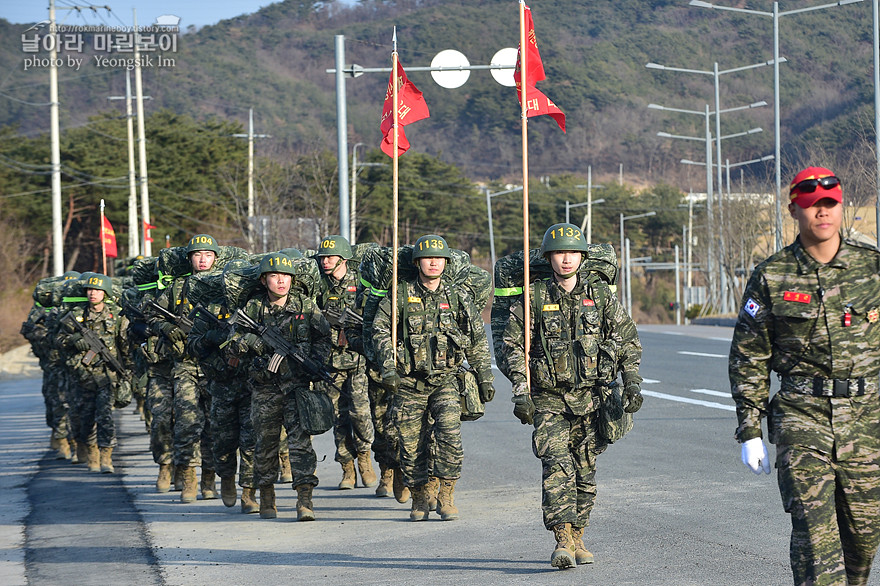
[
  {"left": 228, "top": 309, "right": 334, "bottom": 383},
  {"left": 323, "top": 306, "right": 363, "bottom": 329},
  {"left": 146, "top": 299, "right": 194, "bottom": 335},
  {"left": 189, "top": 304, "right": 231, "bottom": 333},
  {"left": 60, "top": 311, "right": 126, "bottom": 375}
]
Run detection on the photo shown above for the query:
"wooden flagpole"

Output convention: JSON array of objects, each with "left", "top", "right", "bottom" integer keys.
[
  {"left": 391, "top": 27, "right": 400, "bottom": 366},
  {"left": 100, "top": 198, "right": 107, "bottom": 275},
  {"left": 519, "top": 1, "right": 531, "bottom": 390}
]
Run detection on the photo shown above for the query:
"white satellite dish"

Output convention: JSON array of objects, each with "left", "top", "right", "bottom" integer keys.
[
  {"left": 431, "top": 49, "right": 470, "bottom": 89},
  {"left": 490, "top": 47, "right": 518, "bottom": 87}
]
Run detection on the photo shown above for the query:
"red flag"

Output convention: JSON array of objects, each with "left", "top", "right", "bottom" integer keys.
[
  {"left": 144, "top": 220, "right": 157, "bottom": 243},
  {"left": 102, "top": 216, "right": 118, "bottom": 258},
  {"left": 515, "top": 5, "right": 566, "bottom": 132},
  {"left": 379, "top": 63, "right": 430, "bottom": 157}
]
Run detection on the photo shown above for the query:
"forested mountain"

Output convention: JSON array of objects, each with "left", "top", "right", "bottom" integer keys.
[{"left": 1, "top": 0, "right": 875, "bottom": 189}]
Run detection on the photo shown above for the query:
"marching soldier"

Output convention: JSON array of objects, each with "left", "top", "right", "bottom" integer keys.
[
  {"left": 498, "top": 223, "right": 643, "bottom": 569},
  {"left": 372, "top": 234, "right": 495, "bottom": 522}
]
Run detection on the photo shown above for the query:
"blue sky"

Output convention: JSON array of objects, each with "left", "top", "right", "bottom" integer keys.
[{"left": 0, "top": 1, "right": 353, "bottom": 29}]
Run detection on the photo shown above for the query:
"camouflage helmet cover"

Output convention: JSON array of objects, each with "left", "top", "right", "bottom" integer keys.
[
  {"left": 412, "top": 234, "right": 452, "bottom": 260},
  {"left": 186, "top": 234, "right": 220, "bottom": 255},
  {"left": 316, "top": 235, "right": 353, "bottom": 259},
  {"left": 82, "top": 273, "right": 113, "bottom": 295},
  {"left": 540, "top": 223, "right": 589, "bottom": 256},
  {"left": 259, "top": 253, "right": 296, "bottom": 276}
]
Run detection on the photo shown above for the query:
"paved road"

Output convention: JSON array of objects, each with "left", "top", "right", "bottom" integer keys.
[{"left": 2, "top": 325, "right": 878, "bottom": 585}]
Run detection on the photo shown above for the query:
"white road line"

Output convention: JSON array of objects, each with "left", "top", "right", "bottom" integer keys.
[
  {"left": 690, "top": 388, "right": 730, "bottom": 398},
  {"left": 642, "top": 389, "right": 736, "bottom": 411},
  {"left": 678, "top": 351, "right": 727, "bottom": 358}
]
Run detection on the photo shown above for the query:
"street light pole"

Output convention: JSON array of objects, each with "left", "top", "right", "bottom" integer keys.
[
  {"left": 689, "top": 0, "right": 865, "bottom": 250},
  {"left": 619, "top": 211, "right": 656, "bottom": 315},
  {"left": 351, "top": 142, "right": 364, "bottom": 244}
]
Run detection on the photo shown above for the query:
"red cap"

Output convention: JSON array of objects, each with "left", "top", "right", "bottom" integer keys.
[{"left": 788, "top": 166, "right": 842, "bottom": 209}]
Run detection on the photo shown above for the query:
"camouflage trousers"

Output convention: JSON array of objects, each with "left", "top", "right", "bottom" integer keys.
[
  {"left": 146, "top": 362, "right": 175, "bottom": 465},
  {"left": 45, "top": 364, "right": 71, "bottom": 440},
  {"left": 320, "top": 364, "right": 374, "bottom": 463},
  {"left": 209, "top": 378, "right": 255, "bottom": 488},
  {"left": 391, "top": 379, "right": 461, "bottom": 487},
  {"left": 367, "top": 366, "right": 397, "bottom": 469},
  {"left": 532, "top": 409, "right": 606, "bottom": 530},
  {"left": 169, "top": 361, "right": 211, "bottom": 469},
  {"left": 72, "top": 380, "right": 115, "bottom": 448},
  {"left": 772, "top": 392, "right": 880, "bottom": 586},
  {"left": 250, "top": 381, "right": 317, "bottom": 488}
]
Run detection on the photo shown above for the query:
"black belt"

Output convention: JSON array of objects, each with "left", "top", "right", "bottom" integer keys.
[{"left": 782, "top": 375, "right": 874, "bottom": 397}]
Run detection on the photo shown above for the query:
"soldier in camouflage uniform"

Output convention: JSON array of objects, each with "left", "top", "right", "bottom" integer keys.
[
  {"left": 729, "top": 167, "right": 880, "bottom": 586},
  {"left": 499, "top": 223, "right": 643, "bottom": 569},
  {"left": 186, "top": 299, "right": 260, "bottom": 513},
  {"left": 148, "top": 234, "right": 220, "bottom": 503},
  {"left": 226, "top": 253, "right": 331, "bottom": 521},
  {"left": 57, "top": 274, "right": 129, "bottom": 473},
  {"left": 314, "top": 235, "right": 377, "bottom": 490},
  {"left": 373, "top": 234, "right": 495, "bottom": 522}
]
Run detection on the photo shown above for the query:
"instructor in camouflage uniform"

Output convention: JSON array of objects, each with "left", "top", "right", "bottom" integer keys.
[
  {"left": 499, "top": 223, "right": 642, "bottom": 569},
  {"left": 729, "top": 166, "right": 880, "bottom": 586},
  {"left": 373, "top": 234, "right": 495, "bottom": 522},
  {"left": 314, "top": 235, "right": 377, "bottom": 490}
]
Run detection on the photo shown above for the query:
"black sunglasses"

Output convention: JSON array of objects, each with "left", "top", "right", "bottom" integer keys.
[{"left": 790, "top": 176, "right": 840, "bottom": 195}]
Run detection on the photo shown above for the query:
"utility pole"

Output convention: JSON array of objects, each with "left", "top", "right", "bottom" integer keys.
[
  {"left": 133, "top": 9, "right": 152, "bottom": 256},
  {"left": 232, "top": 108, "right": 270, "bottom": 251},
  {"left": 108, "top": 71, "right": 140, "bottom": 257},
  {"left": 49, "top": 0, "right": 63, "bottom": 274}
]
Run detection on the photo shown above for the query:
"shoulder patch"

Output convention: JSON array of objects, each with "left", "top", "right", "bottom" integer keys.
[{"left": 743, "top": 297, "right": 761, "bottom": 318}]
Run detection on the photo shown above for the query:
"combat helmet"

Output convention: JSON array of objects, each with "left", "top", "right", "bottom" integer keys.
[
  {"left": 540, "top": 223, "right": 589, "bottom": 256},
  {"left": 186, "top": 234, "right": 220, "bottom": 255},
  {"left": 82, "top": 273, "right": 113, "bottom": 295},
  {"left": 316, "top": 235, "right": 353, "bottom": 259},
  {"left": 412, "top": 234, "right": 452, "bottom": 261},
  {"left": 62, "top": 270, "right": 81, "bottom": 281},
  {"left": 259, "top": 253, "right": 296, "bottom": 276}
]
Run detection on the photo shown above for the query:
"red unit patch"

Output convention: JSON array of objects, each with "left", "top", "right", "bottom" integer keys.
[
  {"left": 346, "top": 285, "right": 357, "bottom": 292},
  {"left": 783, "top": 291, "right": 811, "bottom": 304},
  {"left": 439, "top": 303, "right": 450, "bottom": 310},
  {"left": 582, "top": 299, "right": 595, "bottom": 306}
]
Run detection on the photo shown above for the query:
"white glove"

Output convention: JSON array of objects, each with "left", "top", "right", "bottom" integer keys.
[{"left": 741, "top": 438, "right": 771, "bottom": 475}]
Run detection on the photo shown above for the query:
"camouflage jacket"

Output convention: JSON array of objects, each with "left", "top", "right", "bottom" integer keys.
[
  {"left": 185, "top": 299, "right": 241, "bottom": 381},
  {"left": 316, "top": 262, "right": 364, "bottom": 370},
  {"left": 57, "top": 303, "right": 129, "bottom": 389},
  {"left": 227, "top": 292, "right": 331, "bottom": 385},
  {"left": 373, "top": 278, "right": 494, "bottom": 387},
  {"left": 147, "top": 275, "right": 200, "bottom": 364},
  {"left": 500, "top": 274, "right": 642, "bottom": 415},
  {"left": 729, "top": 237, "right": 880, "bottom": 442}
]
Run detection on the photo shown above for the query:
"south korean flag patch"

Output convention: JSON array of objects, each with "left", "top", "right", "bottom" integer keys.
[{"left": 743, "top": 297, "right": 761, "bottom": 318}]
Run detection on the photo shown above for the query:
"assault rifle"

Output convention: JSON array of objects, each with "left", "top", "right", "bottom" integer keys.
[
  {"left": 323, "top": 306, "right": 363, "bottom": 329},
  {"left": 189, "top": 304, "right": 231, "bottom": 334},
  {"left": 60, "top": 311, "right": 126, "bottom": 374},
  {"left": 228, "top": 309, "right": 334, "bottom": 383},
  {"left": 146, "top": 299, "right": 194, "bottom": 335}
]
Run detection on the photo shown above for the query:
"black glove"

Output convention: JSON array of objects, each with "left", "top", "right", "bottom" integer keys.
[
  {"left": 512, "top": 394, "right": 535, "bottom": 426},
  {"left": 205, "top": 329, "right": 227, "bottom": 345},
  {"left": 74, "top": 337, "right": 90, "bottom": 352},
  {"left": 478, "top": 381, "right": 496, "bottom": 403},
  {"left": 623, "top": 384, "right": 643, "bottom": 413},
  {"left": 160, "top": 322, "right": 186, "bottom": 343},
  {"left": 382, "top": 370, "right": 401, "bottom": 392}
]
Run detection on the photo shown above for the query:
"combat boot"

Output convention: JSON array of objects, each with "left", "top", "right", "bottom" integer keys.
[
  {"left": 50, "top": 435, "right": 60, "bottom": 450},
  {"left": 392, "top": 467, "right": 410, "bottom": 503},
  {"left": 570, "top": 526, "right": 594, "bottom": 564},
  {"left": 357, "top": 451, "right": 378, "bottom": 488},
  {"left": 87, "top": 444, "right": 100, "bottom": 472},
  {"left": 425, "top": 476, "right": 440, "bottom": 511},
  {"left": 338, "top": 460, "right": 356, "bottom": 490},
  {"left": 99, "top": 447, "right": 114, "bottom": 473},
  {"left": 436, "top": 478, "right": 459, "bottom": 521},
  {"left": 409, "top": 484, "right": 430, "bottom": 521},
  {"left": 550, "top": 523, "right": 576, "bottom": 569},
  {"left": 174, "top": 465, "right": 185, "bottom": 491},
  {"left": 295, "top": 484, "right": 315, "bottom": 521},
  {"left": 279, "top": 452, "right": 293, "bottom": 483},
  {"left": 180, "top": 466, "right": 198, "bottom": 503},
  {"left": 156, "top": 463, "right": 173, "bottom": 493},
  {"left": 55, "top": 438, "right": 71, "bottom": 460},
  {"left": 73, "top": 441, "right": 88, "bottom": 465},
  {"left": 135, "top": 396, "right": 145, "bottom": 421},
  {"left": 375, "top": 465, "right": 393, "bottom": 497},
  {"left": 68, "top": 439, "right": 79, "bottom": 462},
  {"left": 201, "top": 468, "right": 218, "bottom": 500},
  {"left": 240, "top": 487, "right": 259, "bottom": 514},
  {"left": 220, "top": 476, "right": 237, "bottom": 507},
  {"left": 259, "top": 484, "right": 277, "bottom": 519}
]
